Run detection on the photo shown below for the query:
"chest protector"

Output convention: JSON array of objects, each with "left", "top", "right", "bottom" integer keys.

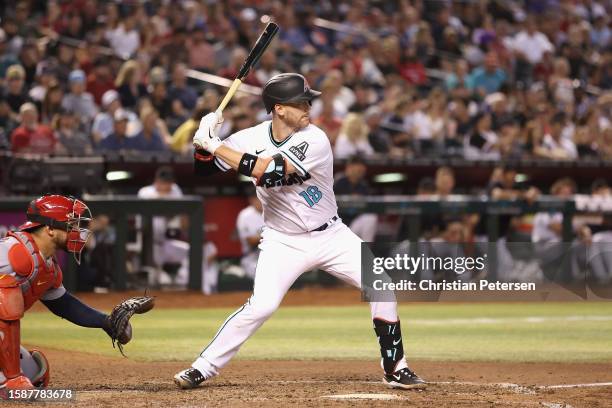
[{"left": 5, "top": 231, "right": 62, "bottom": 310}]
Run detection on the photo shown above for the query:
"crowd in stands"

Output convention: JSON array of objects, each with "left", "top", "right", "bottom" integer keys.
[{"left": 0, "top": 0, "right": 609, "bottom": 161}]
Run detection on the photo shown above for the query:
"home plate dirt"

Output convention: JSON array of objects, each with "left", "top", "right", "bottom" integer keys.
[{"left": 19, "top": 348, "right": 610, "bottom": 408}]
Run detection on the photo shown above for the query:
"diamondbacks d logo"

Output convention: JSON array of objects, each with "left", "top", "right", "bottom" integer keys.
[{"left": 289, "top": 142, "right": 309, "bottom": 161}]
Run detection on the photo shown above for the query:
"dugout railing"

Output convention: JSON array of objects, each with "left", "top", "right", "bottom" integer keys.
[{"left": 1, "top": 195, "right": 583, "bottom": 291}]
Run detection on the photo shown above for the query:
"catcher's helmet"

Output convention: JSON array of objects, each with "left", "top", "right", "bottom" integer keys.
[
  {"left": 262, "top": 73, "right": 321, "bottom": 113},
  {"left": 19, "top": 195, "right": 92, "bottom": 264}
]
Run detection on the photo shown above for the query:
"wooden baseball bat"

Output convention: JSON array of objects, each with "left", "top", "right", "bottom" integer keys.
[{"left": 215, "top": 22, "right": 279, "bottom": 116}]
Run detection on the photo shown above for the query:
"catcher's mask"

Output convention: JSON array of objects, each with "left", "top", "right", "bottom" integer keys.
[{"left": 19, "top": 195, "right": 92, "bottom": 265}]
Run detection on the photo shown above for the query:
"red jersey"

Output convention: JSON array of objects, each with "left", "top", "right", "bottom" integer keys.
[{"left": 10, "top": 125, "right": 56, "bottom": 154}]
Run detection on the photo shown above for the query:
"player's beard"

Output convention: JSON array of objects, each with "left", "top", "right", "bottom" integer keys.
[
  {"left": 295, "top": 113, "right": 310, "bottom": 130},
  {"left": 54, "top": 231, "right": 69, "bottom": 252}
]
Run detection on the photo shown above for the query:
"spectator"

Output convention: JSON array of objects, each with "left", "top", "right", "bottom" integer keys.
[
  {"left": 334, "top": 113, "right": 375, "bottom": 159},
  {"left": 411, "top": 89, "right": 447, "bottom": 155},
  {"left": 168, "top": 62, "right": 198, "bottom": 112},
  {"left": 312, "top": 91, "right": 343, "bottom": 147},
  {"left": 53, "top": 108, "right": 94, "bottom": 156},
  {"left": 573, "top": 125, "right": 598, "bottom": 158},
  {"left": 61, "top": 69, "right": 98, "bottom": 126},
  {"left": 434, "top": 166, "right": 455, "bottom": 198},
  {"left": 91, "top": 89, "right": 140, "bottom": 144},
  {"left": 534, "top": 112, "right": 577, "bottom": 160},
  {"left": 127, "top": 107, "right": 169, "bottom": 152},
  {"left": 0, "top": 95, "right": 17, "bottom": 149},
  {"left": 28, "top": 62, "right": 57, "bottom": 105},
  {"left": 148, "top": 66, "right": 172, "bottom": 119},
  {"left": 548, "top": 57, "right": 575, "bottom": 109},
  {"left": 465, "top": 112, "right": 500, "bottom": 160},
  {"left": 315, "top": 70, "right": 356, "bottom": 116},
  {"left": 170, "top": 103, "right": 207, "bottom": 155},
  {"left": 447, "top": 98, "right": 473, "bottom": 148},
  {"left": 187, "top": 27, "right": 215, "bottom": 72},
  {"left": 445, "top": 59, "right": 471, "bottom": 99},
  {"left": 10, "top": 102, "right": 55, "bottom": 154},
  {"left": 334, "top": 156, "right": 378, "bottom": 242},
  {"left": 115, "top": 60, "right": 147, "bottom": 110},
  {"left": 86, "top": 58, "right": 115, "bottom": 105},
  {"left": 590, "top": 15, "right": 610, "bottom": 51},
  {"left": 254, "top": 51, "right": 281, "bottom": 85},
  {"left": 40, "top": 83, "right": 63, "bottom": 124},
  {"left": 467, "top": 52, "right": 507, "bottom": 96},
  {"left": 97, "top": 109, "right": 130, "bottom": 151},
  {"left": 105, "top": 13, "right": 140, "bottom": 59},
  {"left": 511, "top": 15, "right": 554, "bottom": 84},
  {"left": 3, "top": 64, "right": 30, "bottom": 114},
  {"left": 364, "top": 106, "right": 398, "bottom": 156},
  {"left": 236, "top": 186, "right": 264, "bottom": 279}
]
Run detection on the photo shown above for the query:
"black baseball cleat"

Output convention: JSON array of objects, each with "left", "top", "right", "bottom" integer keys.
[
  {"left": 174, "top": 368, "right": 207, "bottom": 389},
  {"left": 383, "top": 367, "right": 427, "bottom": 390}
]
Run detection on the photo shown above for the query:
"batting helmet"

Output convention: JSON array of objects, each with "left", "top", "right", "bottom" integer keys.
[
  {"left": 262, "top": 73, "right": 321, "bottom": 113},
  {"left": 19, "top": 195, "right": 92, "bottom": 264}
]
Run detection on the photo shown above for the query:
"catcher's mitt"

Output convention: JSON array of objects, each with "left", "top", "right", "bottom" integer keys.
[{"left": 105, "top": 296, "right": 155, "bottom": 356}]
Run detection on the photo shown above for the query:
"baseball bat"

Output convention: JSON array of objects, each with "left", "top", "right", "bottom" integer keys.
[{"left": 215, "top": 22, "right": 279, "bottom": 116}]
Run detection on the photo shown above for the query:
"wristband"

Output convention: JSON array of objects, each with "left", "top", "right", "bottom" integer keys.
[{"left": 238, "top": 153, "right": 258, "bottom": 177}]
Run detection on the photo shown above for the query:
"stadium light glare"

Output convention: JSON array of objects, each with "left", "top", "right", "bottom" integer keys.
[
  {"left": 515, "top": 173, "right": 529, "bottom": 183},
  {"left": 373, "top": 173, "right": 406, "bottom": 183},
  {"left": 106, "top": 171, "right": 132, "bottom": 181}
]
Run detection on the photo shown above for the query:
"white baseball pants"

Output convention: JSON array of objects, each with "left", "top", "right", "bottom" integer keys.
[{"left": 192, "top": 221, "right": 405, "bottom": 377}]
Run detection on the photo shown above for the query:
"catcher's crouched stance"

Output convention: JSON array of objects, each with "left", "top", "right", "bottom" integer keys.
[{"left": 0, "top": 195, "right": 154, "bottom": 393}]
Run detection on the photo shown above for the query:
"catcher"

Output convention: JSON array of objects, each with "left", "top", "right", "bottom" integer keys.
[{"left": 0, "top": 195, "right": 154, "bottom": 391}]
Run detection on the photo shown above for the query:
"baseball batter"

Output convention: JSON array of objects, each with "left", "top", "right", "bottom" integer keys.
[{"left": 174, "top": 73, "right": 425, "bottom": 390}]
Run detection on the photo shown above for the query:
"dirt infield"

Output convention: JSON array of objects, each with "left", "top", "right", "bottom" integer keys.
[
  {"left": 19, "top": 289, "right": 612, "bottom": 407},
  {"left": 8, "top": 350, "right": 611, "bottom": 407}
]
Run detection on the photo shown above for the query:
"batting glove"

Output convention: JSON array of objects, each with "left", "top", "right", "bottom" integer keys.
[{"left": 193, "top": 112, "right": 223, "bottom": 154}]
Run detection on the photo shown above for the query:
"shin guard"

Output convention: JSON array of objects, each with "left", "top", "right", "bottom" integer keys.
[
  {"left": 373, "top": 318, "right": 404, "bottom": 374},
  {"left": 0, "top": 320, "right": 21, "bottom": 379}
]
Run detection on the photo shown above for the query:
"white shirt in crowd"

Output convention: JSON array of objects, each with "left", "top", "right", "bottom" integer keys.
[
  {"left": 105, "top": 24, "right": 140, "bottom": 58},
  {"left": 510, "top": 30, "right": 554, "bottom": 64},
  {"left": 542, "top": 133, "right": 578, "bottom": 160},
  {"left": 333, "top": 133, "right": 374, "bottom": 159},
  {"left": 408, "top": 110, "right": 444, "bottom": 140}
]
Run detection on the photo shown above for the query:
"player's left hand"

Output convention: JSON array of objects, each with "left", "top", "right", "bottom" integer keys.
[
  {"left": 194, "top": 112, "right": 223, "bottom": 154},
  {"left": 104, "top": 296, "right": 155, "bottom": 357}
]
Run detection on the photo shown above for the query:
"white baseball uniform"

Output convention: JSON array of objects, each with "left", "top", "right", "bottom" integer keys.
[
  {"left": 137, "top": 184, "right": 218, "bottom": 291},
  {"left": 192, "top": 120, "right": 406, "bottom": 377},
  {"left": 236, "top": 204, "right": 264, "bottom": 279}
]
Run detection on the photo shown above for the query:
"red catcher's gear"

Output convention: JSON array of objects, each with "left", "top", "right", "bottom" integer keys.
[
  {"left": 4, "top": 375, "right": 34, "bottom": 390},
  {"left": 0, "top": 319, "right": 22, "bottom": 381},
  {"left": 3, "top": 231, "right": 63, "bottom": 311},
  {"left": 18, "top": 195, "right": 92, "bottom": 264}
]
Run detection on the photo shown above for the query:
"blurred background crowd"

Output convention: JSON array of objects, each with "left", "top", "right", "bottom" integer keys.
[
  {"left": 0, "top": 0, "right": 609, "bottom": 160},
  {"left": 1, "top": 0, "right": 611, "bottom": 291}
]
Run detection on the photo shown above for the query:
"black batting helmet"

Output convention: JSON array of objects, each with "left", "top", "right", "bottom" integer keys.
[{"left": 261, "top": 73, "right": 321, "bottom": 113}]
